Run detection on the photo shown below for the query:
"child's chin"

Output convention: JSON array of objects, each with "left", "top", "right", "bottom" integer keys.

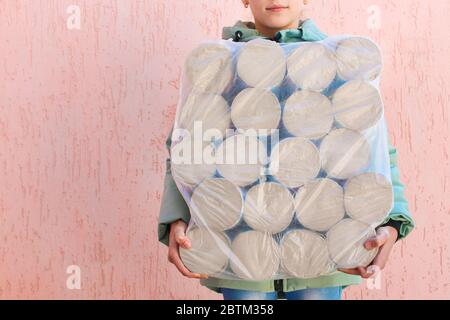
[{"left": 263, "top": 16, "right": 296, "bottom": 28}]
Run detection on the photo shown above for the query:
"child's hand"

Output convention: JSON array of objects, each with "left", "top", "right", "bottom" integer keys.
[
  {"left": 338, "top": 226, "right": 398, "bottom": 278},
  {"left": 168, "top": 219, "right": 209, "bottom": 279}
]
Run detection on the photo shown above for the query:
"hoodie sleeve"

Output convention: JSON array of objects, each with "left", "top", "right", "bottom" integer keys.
[
  {"left": 157, "top": 126, "right": 191, "bottom": 247},
  {"left": 378, "top": 139, "right": 415, "bottom": 241}
]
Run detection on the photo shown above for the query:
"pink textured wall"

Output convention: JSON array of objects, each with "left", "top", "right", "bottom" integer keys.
[{"left": 0, "top": 0, "right": 449, "bottom": 300}]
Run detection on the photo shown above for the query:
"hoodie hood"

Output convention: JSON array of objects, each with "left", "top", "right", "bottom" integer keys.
[{"left": 222, "top": 18, "right": 328, "bottom": 43}]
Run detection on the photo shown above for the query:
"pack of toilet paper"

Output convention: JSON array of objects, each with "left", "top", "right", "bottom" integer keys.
[{"left": 170, "top": 35, "right": 394, "bottom": 280}]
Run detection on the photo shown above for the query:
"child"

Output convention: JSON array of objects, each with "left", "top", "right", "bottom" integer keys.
[{"left": 158, "top": 0, "right": 415, "bottom": 300}]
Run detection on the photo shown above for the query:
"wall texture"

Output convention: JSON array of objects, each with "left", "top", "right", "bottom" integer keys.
[{"left": 0, "top": 0, "right": 449, "bottom": 299}]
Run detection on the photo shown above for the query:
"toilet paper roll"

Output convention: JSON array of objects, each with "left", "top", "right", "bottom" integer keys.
[
  {"left": 332, "top": 80, "right": 383, "bottom": 132},
  {"left": 295, "top": 178, "right": 345, "bottom": 232},
  {"left": 344, "top": 172, "right": 394, "bottom": 225},
  {"left": 281, "top": 229, "right": 335, "bottom": 278},
  {"left": 177, "top": 93, "right": 231, "bottom": 138},
  {"left": 231, "top": 88, "right": 281, "bottom": 131},
  {"left": 287, "top": 42, "right": 337, "bottom": 92},
  {"left": 237, "top": 39, "right": 286, "bottom": 88},
  {"left": 283, "top": 90, "right": 334, "bottom": 139},
  {"left": 336, "top": 37, "right": 382, "bottom": 81},
  {"left": 180, "top": 227, "right": 231, "bottom": 276},
  {"left": 171, "top": 139, "right": 216, "bottom": 187},
  {"left": 191, "top": 178, "right": 243, "bottom": 231},
  {"left": 320, "top": 128, "right": 371, "bottom": 180},
  {"left": 327, "top": 218, "right": 379, "bottom": 268},
  {"left": 230, "top": 230, "right": 280, "bottom": 280},
  {"left": 243, "top": 182, "right": 295, "bottom": 234},
  {"left": 185, "top": 42, "right": 233, "bottom": 94},
  {"left": 269, "top": 137, "right": 321, "bottom": 188},
  {"left": 216, "top": 134, "right": 267, "bottom": 187}
]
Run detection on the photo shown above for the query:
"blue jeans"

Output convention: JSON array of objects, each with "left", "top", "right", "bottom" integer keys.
[{"left": 221, "top": 286, "right": 343, "bottom": 300}]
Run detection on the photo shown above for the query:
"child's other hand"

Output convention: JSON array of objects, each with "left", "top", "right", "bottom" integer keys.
[
  {"left": 338, "top": 226, "right": 398, "bottom": 279},
  {"left": 168, "top": 219, "right": 209, "bottom": 279}
]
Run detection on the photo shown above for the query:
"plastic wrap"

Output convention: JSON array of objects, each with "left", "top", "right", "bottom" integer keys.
[{"left": 171, "top": 35, "right": 393, "bottom": 280}]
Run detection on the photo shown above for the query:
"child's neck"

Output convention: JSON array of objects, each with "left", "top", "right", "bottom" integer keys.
[{"left": 254, "top": 19, "right": 302, "bottom": 38}]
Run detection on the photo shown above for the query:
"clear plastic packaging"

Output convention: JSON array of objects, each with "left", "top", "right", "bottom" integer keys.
[{"left": 170, "top": 35, "right": 393, "bottom": 280}]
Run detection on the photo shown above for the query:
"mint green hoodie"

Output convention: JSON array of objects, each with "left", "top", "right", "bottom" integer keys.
[{"left": 158, "top": 19, "right": 415, "bottom": 296}]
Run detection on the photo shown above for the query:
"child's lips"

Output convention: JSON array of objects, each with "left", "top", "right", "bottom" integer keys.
[{"left": 266, "top": 6, "right": 288, "bottom": 12}]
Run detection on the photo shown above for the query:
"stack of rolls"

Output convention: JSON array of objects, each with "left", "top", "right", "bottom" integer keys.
[
  {"left": 280, "top": 229, "right": 335, "bottom": 278},
  {"left": 335, "top": 36, "right": 382, "bottom": 81},
  {"left": 180, "top": 227, "right": 231, "bottom": 276},
  {"left": 230, "top": 230, "right": 281, "bottom": 280},
  {"left": 190, "top": 177, "right": 243, "bottom": 231},
  {"left": 237, "top": 39, "right": 286, "bottom": 88},
  {"left": 331, "top": 80, "right": 383, "bottom": 132},
  {"left": 176, "top": 93, "right": 231, "bottom": 138},
  {"left": 268, "top": 137, "right": 321, "bottom": 188},
  {"left": 327, "top": 219, "right": 379, "bottom": 268},
  {"left": 287, "top": 42, "right": 337, "bottom": 92},
  {"left": 184, "top": 42, "right": 234, "bottom": 93},
  {"left": 294, "top": 178, "right": 346, "bottom": 232},
  {"left": 231, "top": 88, "right": 281, "bottom": 131},
  {"left": 282, "top": 90, "right": 334, "bottom": 139},
  {"left": 243, "top": 182, "right": 295, "bottom": 234},
  {"left": 215, "top": 133, "right": 267, "bottom": 187},
  {"left": 319, "top": 128, "right": 371, "bottom": 180},
  {"left": 170, "top": 137, "right": 217, "bottom": 187},
  {"left": 344, "top": 172, "right": 394, "bottom": 225},
  {"left": 175, "top": 36, "right": 393, "bottom": 280}
]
